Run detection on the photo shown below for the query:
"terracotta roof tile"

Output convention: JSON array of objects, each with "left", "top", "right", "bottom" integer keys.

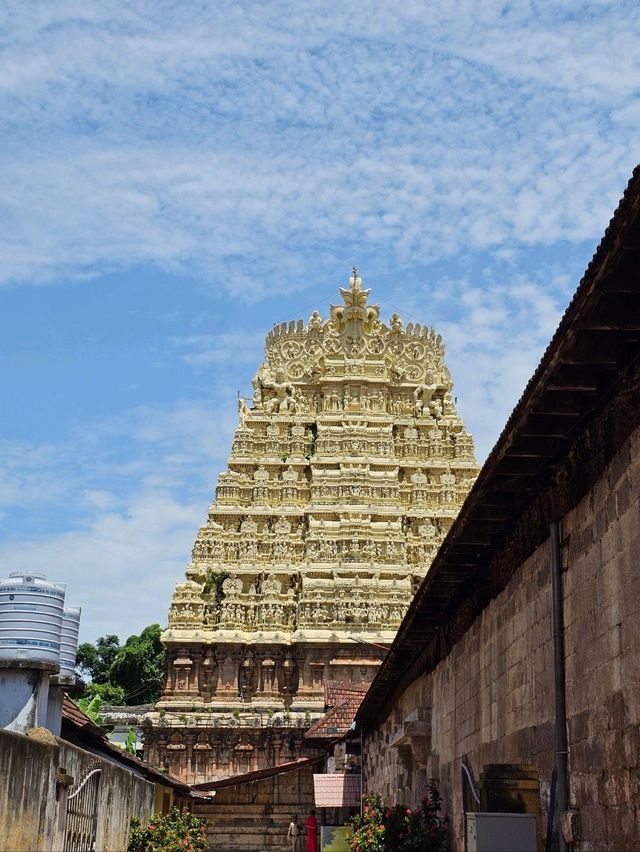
[
  {"left": 306, "top": 690, "right": 365, "bottom": 740},
  {"left": 62, "top": 694, "right": 104, "bottom": 734},
  {"left": 324, "top": 681, "right": 369, "bottom": 709},
  {"left": 313, "top": 773, "right": 361, "bottom": 808},
  {"left": 61, "top": 695, "right": 193, "bottom": 794}
]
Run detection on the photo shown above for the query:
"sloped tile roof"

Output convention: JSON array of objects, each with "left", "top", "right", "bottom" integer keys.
[
  {"left": 62, "top": 695, "right": 193, "bottom": 795},
  {"left": 62, "top": 694, "right": 104, "bottom": 735},
  {"left": 324, "top": 681, "right": 369, "bottom": 708},
  {"left": 313, "top": 773, "right": 361, "bottom": 807},
  {"left": 306, "top": 688, "right": 366, "bottom": 740}
]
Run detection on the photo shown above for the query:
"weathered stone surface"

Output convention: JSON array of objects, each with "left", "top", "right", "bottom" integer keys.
[
  {"left": 194, "top": 762, "right": 316, "bottom": 852},
  {"left": 0, "top": 728, "right": 155, "bottom": 851},
  {"left": 362, "top": 416, "right": 640, "bottom": 850}
]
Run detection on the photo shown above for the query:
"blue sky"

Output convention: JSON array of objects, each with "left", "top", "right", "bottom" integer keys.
[{"left": 1, "top": 1, "right": 638, "bottom": 641}]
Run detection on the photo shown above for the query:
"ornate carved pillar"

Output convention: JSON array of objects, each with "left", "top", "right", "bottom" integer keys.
[
  {"left": 279, "top": 651, "right": 298, "bottom": 697},
  {"left": 309, "top": 660, "right": 325, "bottom": 699},
  {"left": 199, "top": 649, "right": 218, "bottom": 701},
  {"left": 173, "top": 650, "right": 195, "bottom": 696},
  {"left": 193, "top": 733, "right": 212, "bottom": 785},
  {"left": 262, "top": 657, "right": 276, "bottom": 697},
  {"left": 217, "top": 647, "right": 241, "bottom": 698}
]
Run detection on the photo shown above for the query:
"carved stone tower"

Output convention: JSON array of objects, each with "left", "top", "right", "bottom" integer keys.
[{"left": 144, "top": 271, "right": 479, "bottom": 784}]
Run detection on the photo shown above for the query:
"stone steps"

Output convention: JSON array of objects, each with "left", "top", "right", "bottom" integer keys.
[
  {"left": 197, "top": 802, "right": 313, "bottom": 851},
  {"left": 205, "top": 823, "right": 295, "bottom": 851}
]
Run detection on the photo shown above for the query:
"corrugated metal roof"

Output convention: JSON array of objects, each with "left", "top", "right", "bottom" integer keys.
[{"left": 192, "top": 756, "right": 323, "bottom": 791}]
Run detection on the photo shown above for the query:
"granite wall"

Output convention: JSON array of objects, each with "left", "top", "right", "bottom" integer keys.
[{"left": 363, "top": 419, "right": 640, "bottom": 851}]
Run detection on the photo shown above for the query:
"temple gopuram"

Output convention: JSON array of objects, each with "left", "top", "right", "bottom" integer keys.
[{"left": 144, "top": 270, "right": 479, "bottom": 785}]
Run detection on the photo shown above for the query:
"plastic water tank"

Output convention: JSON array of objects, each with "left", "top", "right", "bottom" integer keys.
[
  {"left": 59, "top": 606, "right": 82, "bottom": 678},
  {"left": 0, "top": 572, "right": 66, "bottom": 666}
]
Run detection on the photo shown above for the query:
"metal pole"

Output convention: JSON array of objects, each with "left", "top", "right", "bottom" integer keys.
[
  {"left": 550, "top": 521, "right": 568, "bottom": 852},
  {"left": 360, "top": 726, "right": 364, "bottom": 816}
]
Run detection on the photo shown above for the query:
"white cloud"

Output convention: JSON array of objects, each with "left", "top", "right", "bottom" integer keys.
[
  {"left": 0, "top": 1, "right": 637, "bottom": 291},
  {"left": 0, "top": 489, "right": 203, "bottom": 642},
  {"left": 0, "top": 398, "right": 240, "bottom": 639},
  {"left": 173, "top": 331, "right": 265, "bottom": 368},
  {"left": 384, "top": 264, "right": 575, "bottom": 459},
  {"left": 2, "top": 0, "right": 639, "bottom": 642}
]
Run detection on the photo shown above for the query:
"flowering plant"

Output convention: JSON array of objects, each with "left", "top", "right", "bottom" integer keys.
[
  {"left": 348, "top": 784, "right": 448, "bottom": 852},
  {"left": 128, "top": 806, "right": 208, "bottom": 852}
]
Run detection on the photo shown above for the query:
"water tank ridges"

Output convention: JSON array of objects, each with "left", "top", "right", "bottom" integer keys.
[
  {"left": 0, "top": 572, "right": 66, "bottom": 666},
  {"left": 59, "top": 606, "right": 81, "bottom": 678}
]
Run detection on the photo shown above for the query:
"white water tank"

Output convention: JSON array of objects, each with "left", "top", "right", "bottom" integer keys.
[
  {"left": 59, "top": 606, "right": 82, "bottom": 679},
  {"left": 0, "top": 572, "right": 66, "bottom": 667}
]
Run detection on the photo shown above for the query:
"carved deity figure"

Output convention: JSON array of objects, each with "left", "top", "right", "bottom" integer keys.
[
  {"left": 309, "top": 310, "right": 323, "bottom": 331},
  {"left": 238, "top": 397, "right": 251, "bottom": 425},
  {"left": 441, "top": 469, "right": 457, "bottom": 503},
  {"left": 414, "top": 382, "right": 440, "bottom": 417},
  {"left": 389, "top": 313, "right": 403, "bottom": 333},
  {"left": 263, "top": 367, "right": 297, "bottom": 414},
  {"left": 419, "top": 519, "right": 436, "bottom": 540}
]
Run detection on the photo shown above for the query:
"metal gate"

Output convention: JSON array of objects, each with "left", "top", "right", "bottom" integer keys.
[{"left": 63, "top": 763, "right": 102, "bottom": 851}]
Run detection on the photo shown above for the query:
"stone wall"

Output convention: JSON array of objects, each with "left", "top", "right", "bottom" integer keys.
[
  {"left": 0, "top": 728, "right": 155, "bottom": 851},
  {"left": 144, "top": 716, "right": 325, "bottom": 785},
  {"left": 194, "top": 763, "right": 316, "bottom": 851},
  {"left": 363, "top": 420, "right": 640, "bottom": 850}
]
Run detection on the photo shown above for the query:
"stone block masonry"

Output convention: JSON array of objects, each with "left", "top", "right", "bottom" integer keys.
[{"left": 362, "top": 408, "right": 640, "bottom": 850}]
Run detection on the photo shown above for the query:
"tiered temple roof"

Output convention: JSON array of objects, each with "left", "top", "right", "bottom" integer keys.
[{"left": 146, "top": 271, "right": 479, "bottom": 784}]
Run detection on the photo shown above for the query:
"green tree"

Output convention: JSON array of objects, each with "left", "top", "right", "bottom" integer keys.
[
  {"left": 76, "top": 634, "right": 120, "bottom": 682},
  {"left": 78, "top": 694, "right": 106, "bottom": 726},
  {"left": 75, "top": 625, "right": 165, "bottom": 706},
  {"left": 84, "top": 681, "right": 126, "bottom": 705},
  {"left": 109, "top": 624, "right": 165, "bottom": 705}
]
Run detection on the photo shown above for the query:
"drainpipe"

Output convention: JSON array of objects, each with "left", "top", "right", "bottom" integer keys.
[
  {"left": 550, "top": 521, "right": 568, "bottom": 851},
  {"left": 349, "top": 720, "right": 364, "bottom": 816},
  {"left": 360, "top": 726, "right": 364, "bottom": 816}
]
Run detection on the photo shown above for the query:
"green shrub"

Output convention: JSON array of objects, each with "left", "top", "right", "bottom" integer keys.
[
  {"left": 128, "top": 807, "right": 207, "bottom": 852},
  {"left": 83, "top": 681, "right": 126, "bottom": 705},
  {"left": 348, "top": 784, "right": 448, "bottom": 852},
  {"left": 203, "top": 569, "right": 230, "bottom": 603}
]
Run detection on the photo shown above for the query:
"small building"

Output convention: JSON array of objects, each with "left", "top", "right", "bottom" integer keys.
[
  {"left": 355, "top": 166, "right": 640, "bottom": 850},
  {"left": 305, "top": 683, "right": 367, "bottom": 848},
  {"left": 191, "top": 756, "right": 321, "bottom": 851}
]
